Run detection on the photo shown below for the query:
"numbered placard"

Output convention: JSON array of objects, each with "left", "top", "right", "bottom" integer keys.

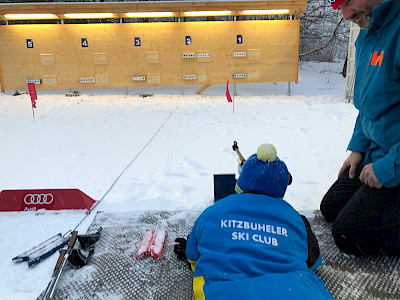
[
  {"left": 134, "top": 37, "right": 141, "bottom": 47},
  {"left": 81, "top": 38, "right": 88, "bottom": 48},
  {"left": 26, "top": 39, "right": 34, "bottom": 49},
  {"left": 185, "top": 36, "right": 192, "bottom": 45},
  {"left": 237, "top": 35, "right": 243, "bottom": 44}
]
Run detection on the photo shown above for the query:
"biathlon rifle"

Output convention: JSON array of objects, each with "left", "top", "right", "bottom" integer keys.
[
  {"left": 42, "top": 231, "right": 78, "bottom": 300},
  {"left": 232, "top": 141, "right": 246, "bottom": 166}
]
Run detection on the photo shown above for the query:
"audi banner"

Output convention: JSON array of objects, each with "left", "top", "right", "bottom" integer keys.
[{"left": 0, "top": 189, "right": 96, "bottom": 212}]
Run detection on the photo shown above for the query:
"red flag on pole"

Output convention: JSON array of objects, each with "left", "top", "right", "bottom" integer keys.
[
  {"left": 27, "top": 83, "right": 37, "bottom": 108},
  {"left": 226, "top": 81, "right": 232, "bottom": 103}
]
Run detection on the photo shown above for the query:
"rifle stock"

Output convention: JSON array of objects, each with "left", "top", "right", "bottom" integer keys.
[{"left": 232, "top": 141, "right": 246, "bottom": 166}]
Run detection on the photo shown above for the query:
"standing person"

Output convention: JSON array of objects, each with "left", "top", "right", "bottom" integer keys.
[
  {"left": 320, "top": 0, "right": 400, "bottom": 255},
  {"left": 175, "top": 144, "right": 332, "bottom": 300}
]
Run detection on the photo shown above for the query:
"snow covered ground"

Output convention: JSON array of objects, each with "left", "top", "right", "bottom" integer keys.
[{"left": 0, "top": 62, "right": 357, "bottom": 300}]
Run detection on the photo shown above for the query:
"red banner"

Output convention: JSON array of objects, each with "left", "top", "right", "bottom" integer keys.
[
  {"left": 0, "top": 189, "right": 96, "bottom": 212},
  {"left": 27, "top": 83, "right": 37, "bottom": 108},
  {"left": 226, "top": 81, "right": 233, "bottom": 103}
]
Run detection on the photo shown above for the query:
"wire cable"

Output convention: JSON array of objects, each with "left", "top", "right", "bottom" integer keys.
[{"left": 69, "top": 104, "right": 177, "bottom": 234}]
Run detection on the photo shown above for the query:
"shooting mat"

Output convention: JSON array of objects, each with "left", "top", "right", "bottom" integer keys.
[{"left": 38, "top": 210, "right": 400, "bottom": 300}]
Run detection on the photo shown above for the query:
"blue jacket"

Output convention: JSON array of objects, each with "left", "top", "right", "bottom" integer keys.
[
  {"left": 185, "top": 193, "right": 332, "bottom": 300},
  {"left": 350, "top": 0, "right": 400, "bottom": 187}
]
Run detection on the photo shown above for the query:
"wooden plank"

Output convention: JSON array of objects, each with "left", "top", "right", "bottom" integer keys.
[
  {"left": 195, "top": 84, "right": 211, "bottom": 94},
  {"left": 0, "top": 1, "right": 307, "bottom": 15},
  {"left": 0, "top": 20, "right": 300, "bottom": 90}
]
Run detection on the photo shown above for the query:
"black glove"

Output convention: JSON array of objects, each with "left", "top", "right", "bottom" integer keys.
[
  {"left": 174, "top": 238, "right": 187, "bottom": 261},
  {"left": 174, "top": 237, "right": 193, "bottom": 271}
]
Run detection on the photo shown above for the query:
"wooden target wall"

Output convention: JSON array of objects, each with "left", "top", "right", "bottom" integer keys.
[{"left": 0, "top": 1, "right": 307, "bottom": 91}]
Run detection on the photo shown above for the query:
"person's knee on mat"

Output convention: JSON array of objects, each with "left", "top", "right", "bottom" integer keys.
[
  {"left": 320, "top": 166, "right": 365, "bottom": 223},
  {"left": 320, "top": 195, "right": 339, "bottom": 222},
  {"left": 331, "top": 226, "right": 365, "bottom": 256},
  {"left": 331, "top": 220, "right": 391, "bottom": 256}
]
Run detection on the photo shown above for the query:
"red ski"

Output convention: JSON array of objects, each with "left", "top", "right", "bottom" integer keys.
[
  {"left": 136, "top": 229, "right": 154, "bottom": 259},
  {"left": 150, "top": 229, "right": 167, "bottom": 260},
  {"left": 136, "top": 229, "right": 167, "bottom": 260}
]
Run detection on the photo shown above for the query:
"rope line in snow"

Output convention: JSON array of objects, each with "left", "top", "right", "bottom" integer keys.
[{"left": 69, "top": 99, "right": 180, "bottom": 234}]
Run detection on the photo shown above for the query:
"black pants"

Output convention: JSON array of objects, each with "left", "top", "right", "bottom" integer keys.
[{"left": 320, "top": 164, "right": 400, "bottom": 256}]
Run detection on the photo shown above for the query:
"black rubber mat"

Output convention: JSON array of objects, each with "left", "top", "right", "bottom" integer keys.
[{"left": 37, "top": 210, "right": 400, "bottom": 300}]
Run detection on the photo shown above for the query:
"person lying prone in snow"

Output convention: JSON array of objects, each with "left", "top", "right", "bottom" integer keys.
[{"left": 174, "top": 143, "right": 332, "bottom": 300}]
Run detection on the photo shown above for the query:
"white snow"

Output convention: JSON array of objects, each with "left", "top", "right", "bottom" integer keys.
[{"left": 0, "top": 62, "right": 356, "bottom": 300}]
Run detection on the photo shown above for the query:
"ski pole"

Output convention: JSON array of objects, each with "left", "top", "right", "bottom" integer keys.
[
  {"left": 42, "top": 231, "right": 78, "bottom": 300},
  {"left": 232, "top": 141, "right": 246, "bottom": 166},
  {"left": 42, "top": 249, "right": 66, "bottom": 300}
]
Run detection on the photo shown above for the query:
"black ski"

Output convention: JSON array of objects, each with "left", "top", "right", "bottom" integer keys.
[{"left": 12, "top": 233, "right": 69, "bottom": 268}]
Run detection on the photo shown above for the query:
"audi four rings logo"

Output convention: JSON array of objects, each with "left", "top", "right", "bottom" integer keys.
[{"left": 24, "top": 193, "right": 54, "bottom": 205}]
